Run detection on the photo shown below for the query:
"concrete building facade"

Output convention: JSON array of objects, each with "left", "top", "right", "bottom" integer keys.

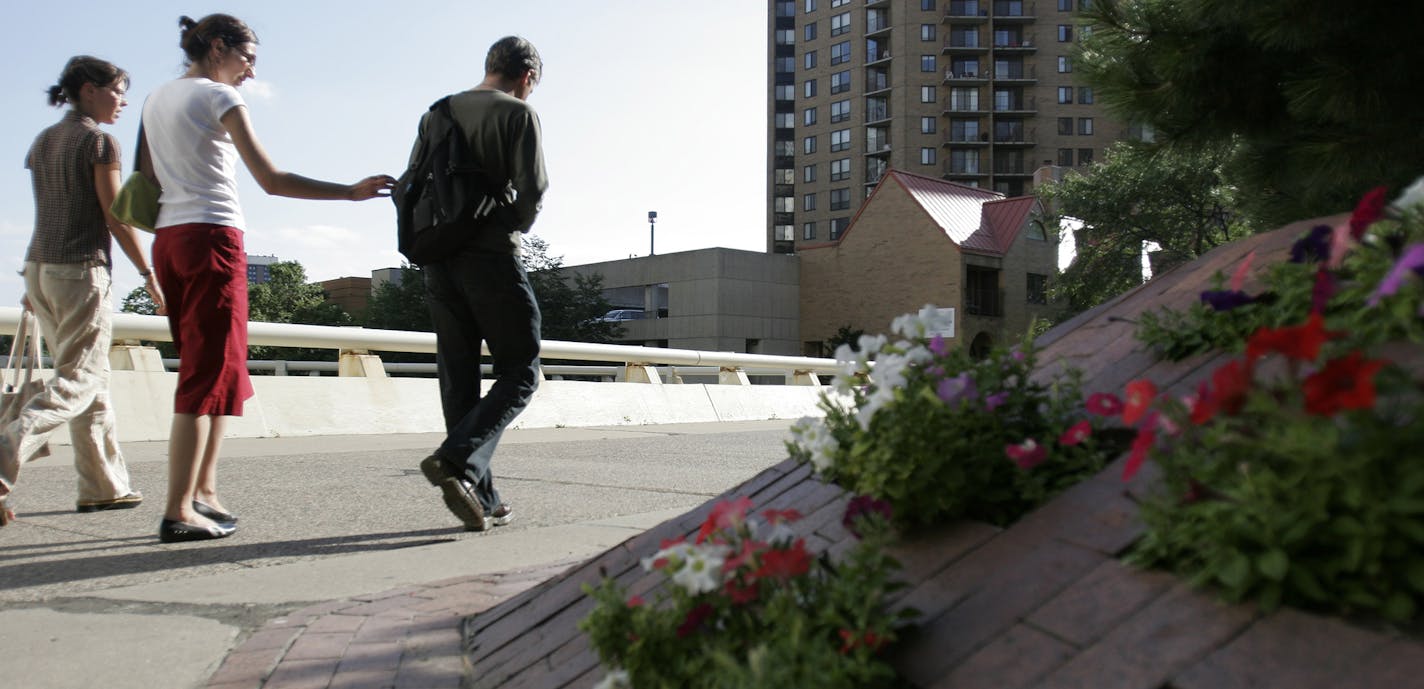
[
  {"left": 799, "top": 169, "right": 1058, "bottom": 355},
  {"left": 768, "top": 0, "right": 1124, "bottom": 254},
  {"left": 561, "top": 248, "right": 801, "bottom": 355}
]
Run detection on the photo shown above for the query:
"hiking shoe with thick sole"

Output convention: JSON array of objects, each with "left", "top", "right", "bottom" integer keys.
[{"left": 420, "top": 454, "right": 486, "bottom": 531}]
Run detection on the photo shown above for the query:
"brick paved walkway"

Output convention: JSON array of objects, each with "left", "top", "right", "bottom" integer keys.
[{"left": 203, "top": 559, "right": 583, "bottom": 689}]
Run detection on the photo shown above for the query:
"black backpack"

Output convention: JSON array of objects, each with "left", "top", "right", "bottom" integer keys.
[{"left": 393, "top": 96, "right": 501, "bottom": 265}]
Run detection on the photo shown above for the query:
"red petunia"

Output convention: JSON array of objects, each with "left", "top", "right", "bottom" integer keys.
[
  {"left": 1122, "top": 424, "right": 1156, "bottom": 481},
  {"left": 1122, "top": 379, "right": 1158, "bottom": 426},
  {"left": 697, "top": 497, "right": 755, "bottom": 543},
  {"left": 1189, "top": 380, "right": 1218, "bottom": 425},
  {"left": 1246, "top": 313, "right": 1337, "bottom": 363},
  {"left": 754, "top": 540, "right": 812, "bottom": 581},
  {"left": 1349, "top": 186, "right": 1389, "bottom": 239},
  {"left": 1211, "top": 359, "right": 1253, "bottom": 416},
  {"left": 626, "top": 595, "right": 644, "bottom": 608},
  {"left": 724, "top": 578, "right": 760, "bottom": 605},
  {"left": 676, "top": 603, "right": 715, "bottom": 638},
  {"left": 1302, "top": 352, "right": 1387, "bottom": 416},
  {"left": 721, "top": 539, "right": 763, "bottom": 573},
  {"left": 1058, "top": 420, "right": 1092, "bottom": 446},
  {"left": 1005, "top": 439, "right": 1048, "bottom": 470},
  {"left": 1085, "top": 392, "right": 1124, "bottom": 416}
]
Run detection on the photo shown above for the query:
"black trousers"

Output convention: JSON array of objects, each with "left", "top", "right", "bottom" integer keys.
[{"left": 423, "top": 250, "right": 541, "bottom": 511}]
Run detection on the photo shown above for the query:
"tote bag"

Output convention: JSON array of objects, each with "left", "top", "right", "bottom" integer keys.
[{"left": 1, "top": 311, "right": 51, "bottom": 474}]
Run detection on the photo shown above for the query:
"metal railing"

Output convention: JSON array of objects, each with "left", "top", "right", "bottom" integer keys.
[{"left": 1, "top": 307, "right": 841, "bottom": 385}]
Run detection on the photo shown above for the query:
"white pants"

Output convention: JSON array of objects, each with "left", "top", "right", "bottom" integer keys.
[{"left": 3, "top": 262, "right": 134, "bottom": 502}]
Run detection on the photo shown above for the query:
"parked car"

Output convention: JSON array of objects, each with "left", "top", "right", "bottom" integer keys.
[{"left": 596, "top": 309, "right": 645, "bottom": 323}]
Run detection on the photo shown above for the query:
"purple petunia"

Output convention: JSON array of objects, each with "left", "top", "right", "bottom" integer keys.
[
  {"left": 937, "top": 372, "right": 977, "bottom": 406},
  {"left": 929, "top": 334, "right": 949, "bottom": 357},
  {"left": 1290, "top": 225, "right": 1334, "bottom": 264},
  {"left": 1367, "top": 243, "right": 1424, "bottom": 306},
  {"left": 983, "top": 391, "right": 1010, "bottom": 411},
  {"left": 1200, "top": 290, "right": 1257, "bottom": 312},
  {"left": 842, "top": 495, "right": 893, "bottom": 538}
]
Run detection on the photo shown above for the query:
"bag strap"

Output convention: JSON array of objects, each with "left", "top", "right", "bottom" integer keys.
[{"left": 4, "top": 312, "right": 40, "bottom": 391}]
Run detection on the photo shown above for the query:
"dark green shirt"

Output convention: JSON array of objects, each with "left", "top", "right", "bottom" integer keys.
[{"left": 408, "top": 88, "right": 548, "bottom": 255}]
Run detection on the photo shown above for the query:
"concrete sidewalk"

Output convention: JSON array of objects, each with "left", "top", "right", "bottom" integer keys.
[{"left": 0, "top": 420, "right": 795, "bottom": 689}]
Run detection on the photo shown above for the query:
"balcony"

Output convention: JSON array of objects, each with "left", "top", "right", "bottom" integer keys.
[
  {"left": 945, "top": 96, "right": 988, "bottom": 114},
  {"left": 991, "top": 1, "right": 1036, "bottom": 20},
  {"left": 992, "top": 127, "right": 1037, "bottom": 145},
  {"left": 946, "top": 131, "right": 992, "bottom": 146},
  {"left": 992, "top": 64, "right": 1037, "bottom": 81},
  {"left": 992, "top": 161, "right": 1034, "bottom": 175},
  {"left": 944, "top": 68, "right": 990, "bottom": 83},
  {"left": 992, "top": 96, "right": 1037, "bottom": 113},
  {"left": 866, "top": 48, "right": 892, "bottom": 64},
  {"left": 944, "top": 159, "right": 987, "bottom": 177},
  {"left": 991, "top": 35, "right": 1036, "bottom": 51},
  {"left": 945, "top": 1, "right": 989, "bottom": 21},
  {"left": 943, "top": 37, "right": 988, "bottom": 53}
]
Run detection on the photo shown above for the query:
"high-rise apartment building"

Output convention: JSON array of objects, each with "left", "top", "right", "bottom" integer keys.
[{"left": 767, "top": 0, "right": 1122, "bottom": 254}]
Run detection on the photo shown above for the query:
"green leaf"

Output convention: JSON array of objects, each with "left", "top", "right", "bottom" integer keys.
[
  {"left": 1382, "top": 592, "right": 1417, "bottom": 623},
  {"left": 1217, "top": 552, "right": 1253, "bottom": 591},
  {"left": 1256, "top": 549, "right": 1289, "bottom": 582},
  {"left": 1287, "top": 566, "right": 1330, "bottom": 602}
]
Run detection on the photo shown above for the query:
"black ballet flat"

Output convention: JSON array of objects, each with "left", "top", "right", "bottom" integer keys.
[
  {"left": 159, "top": 518, "right": 235, "bottom": 543},
  {"left": 193, "top": 500, "right": 238, "bottom": 525}
]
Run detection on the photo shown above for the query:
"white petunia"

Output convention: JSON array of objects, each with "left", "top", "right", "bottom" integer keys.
[
  {"left": 593, "top": 669, "right": 631, "bottom": 689},
  {"left": 670, "top": 543, "right": 731, "bottom": 594}
]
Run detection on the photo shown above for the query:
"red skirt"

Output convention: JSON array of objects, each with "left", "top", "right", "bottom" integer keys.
[{"left": 152, "top": 224, "right": 254, "bottom": 416}]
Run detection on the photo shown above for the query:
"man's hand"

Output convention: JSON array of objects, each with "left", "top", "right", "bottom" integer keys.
[{"left": 144, "top": 273, "right": 167, "bottom": 316}]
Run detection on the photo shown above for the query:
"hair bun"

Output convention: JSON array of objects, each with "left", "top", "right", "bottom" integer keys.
[{"left": 178, "top": 15, "right": 197, "bottom": 32}]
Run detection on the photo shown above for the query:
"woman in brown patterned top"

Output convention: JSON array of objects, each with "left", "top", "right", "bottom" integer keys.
[{"left": 0, "top": 56, "right": 166, "bottom": 528}]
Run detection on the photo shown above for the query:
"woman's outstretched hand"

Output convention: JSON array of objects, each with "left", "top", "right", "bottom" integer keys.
[{"left": 349, "top": 175, "right": 396, "bottom": 200}]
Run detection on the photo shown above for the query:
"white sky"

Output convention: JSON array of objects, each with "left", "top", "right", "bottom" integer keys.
[{"left": 0, "top": 1, "right": 767, "bottom": 308}]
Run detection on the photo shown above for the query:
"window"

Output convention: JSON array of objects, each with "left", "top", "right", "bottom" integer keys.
[
  {"left": 774, "top": 168, "right": 794, "bottom": 184},
  {"left": 1078, "top": 148, "right": 1094, "bottom": 165},
  {"left": 951, "top": 118, "right": 980, "bottom": 141},
  {"left": 831, "top": 70, "right": 851, "bottom": 93},
  {"left": 921, "top": 116, "right": 937, "bottom": 134},
  {"left": 1057, "top": 24, "right": 1073, "bottom": 42},
  {"left": 867, "top": 95, "right": 888, "bottom": 121},
  {"left": 830, "top": 41, "right": 851, "bottom": 64},
  {"left": 830, "top": 99, "right": 851, "bottom": 122},
  {"left": 1027, "top": 273, "right": 1048, "bottom": 304},
  {"left": 1058, "top": 56, "right": 1072, "bottom": 73},
  {"left": 866, "top": 126, "right": 889, "bottom": 151},
  {"left": 805, "top": 0, "right": 817, "bottom": 12},
  {"left": 776, "top": 29, "right": 796, "bottom": 45},
  {"left": 830, "top": 217, "right": 850, "bottom": 239},
  {"left": 1056, "top": 117, "right": 1072, "bottom": 135},
  {"left": 831, "top": 12, "right": 851, "bottom": 36},
  {"left": 830, "top": 129, "right": 852, "bottom": 152},
  {"left": 951, "top": 149, "right": 979, "bottom": 173},
  {"left": 804, "top": 107, "right": 817, "bottom": 126},
  {"left": 775, "top": 113, "right": 794, "bottom": 129},
  {"left": 774, "top": 197, "right": 794, "bottom": 213},
  {"left": 777, "top": 1, "right": 796, "bottom": 17},
  {"left": 803, "top": 222, "right": 817, "bottom": 240},
  {"left": 951, "top": 87, "right": 979, "bottom": 110},
  {"left": 803, "top": 164, "right": 816, "bottom": 182},
  {"left": 1057, "top": 86, "right": 1073, "bottom": 104},
  {"left": 922, "top": 0, "right": 936, "bottom": 9},
  {"left": 1058, "top": 0, "right": 1071, "bottom": 9},
  {"left": 776, "top": 84, "right": 794, "bottom": 101},
  {"left": 829, "top": 188, "right": 850, "bottom": 211},
  {"left": 804, "top": 79, "right": 817, "bottom": 98},
  {"left": 803, "top": 193, "right": 817, "bottom": 211},
  {"left": 1057, "top": 147, "right": 1073, "bottom": 165},
  {"left": 921, "top": 24, "right": 937, "bottom": 41},
  {"left": 774, "top": 225, "right": 793, "bottom": 241},
  {"left": 804, "top": 51, "right": 817, "bottom": 69},
  {"left": 804, "top": 135, "right": 816, "bottom": 153},
  {"left": 830, "top": 0, "right": 848, "bottom": 7},
  {"left": 920, "top": 147, "right": 937, "bottom": 165},
  {"left": 775, "top": 140, "right": 794, "bottom": 156},
  {"left": 921, "top": 85, "right": 937, "bottom": 103},
  {"left": 804, "top": 23, "right": 817, "bottom": 41},
  {"left": 1078, "top": 86, "right": 1094, "bottom": 104},
  {"left": 1078, "top": 117, "right": 1094, "bottom": 135},
  {"left": 776, "top": 56, "right": 795, "bottom": 73},
  {"left": 921, "top": 55, "right": 937, "bottom": 72},
  {"left": 830, "top": 158, "right": 851, "bottom": 181},
  {"left": 1079, "top": 0, "right": 1092, "bottom": 9}
]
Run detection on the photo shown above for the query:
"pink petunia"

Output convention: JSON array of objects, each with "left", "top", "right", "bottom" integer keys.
[
  {"left": 1085, "top": 392, "right": 1124, "bottom": 416},
  {"left": 1367, "top": 243, "right": 1424, "bottom": 306},
  {"left": 1005, "top": 439, "right": 1048, "bottom": 470},
  {"left": 1058, "top": 420, "right": 1092, "bottom": 446}
]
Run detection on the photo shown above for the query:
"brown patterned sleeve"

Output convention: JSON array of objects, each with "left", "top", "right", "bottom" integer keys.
[{"left": 90, "top": 129, "right": 121, "bottom": 167}]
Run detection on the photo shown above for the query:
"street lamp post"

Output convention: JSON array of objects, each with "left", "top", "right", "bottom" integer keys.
[{"left": 648, "top": 210, "right": 657, "bottom": 256}]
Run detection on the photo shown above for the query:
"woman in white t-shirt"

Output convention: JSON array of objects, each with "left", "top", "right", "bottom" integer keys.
[{"left": 141, "top": 13, "right": 394, "bottom": 543}]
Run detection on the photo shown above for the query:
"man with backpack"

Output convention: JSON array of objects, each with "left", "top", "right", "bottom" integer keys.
[{"left": 401, "top": 36, "right": 548, "bottom": 531}]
